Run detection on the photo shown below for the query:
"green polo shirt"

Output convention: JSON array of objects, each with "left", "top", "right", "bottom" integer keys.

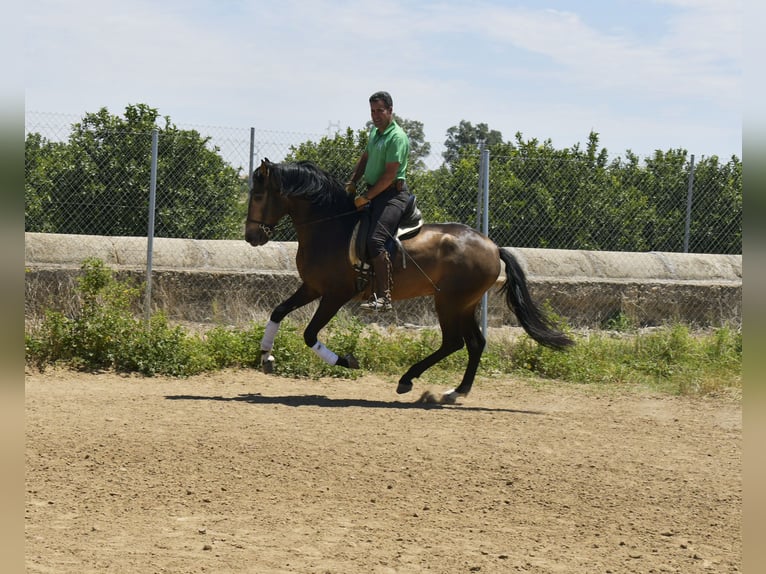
[{"left": 363, "top": 120, "right": 409, "bottom": 186}]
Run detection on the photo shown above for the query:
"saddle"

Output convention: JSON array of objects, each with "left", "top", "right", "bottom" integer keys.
[{"left": 349, "top": 194, "right": 424, "bottom": 291}]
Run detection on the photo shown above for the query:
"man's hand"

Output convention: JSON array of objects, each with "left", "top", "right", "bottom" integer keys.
[
  {"left": 345, "top": 181, "right": 357, "bottom": 195},
  {"left": 354, "top": 196, "right": 370, "bottom": 210}
]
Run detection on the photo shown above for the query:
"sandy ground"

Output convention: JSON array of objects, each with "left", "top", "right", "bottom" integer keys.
[{"left": 25, "top": 368, "right": 741, "bottom": 573}]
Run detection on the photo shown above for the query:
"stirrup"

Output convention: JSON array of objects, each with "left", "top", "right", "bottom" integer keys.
[{"left": 360, "top": 294, "right": 392, "bottom": 312}]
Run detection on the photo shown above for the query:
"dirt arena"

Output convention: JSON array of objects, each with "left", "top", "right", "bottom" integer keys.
[{"left": 25, "top": 369, "right": 741, "bottom": 573}]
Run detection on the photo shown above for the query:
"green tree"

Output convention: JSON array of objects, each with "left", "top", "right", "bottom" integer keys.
[
  {"left": 483, "top": 132, "right": 657, "bottom": 250},
  {"left": 685, "top": 155, "right": 742, "bottom": 254},
  {"left": 638, "top": 149, "right": 694, "bottom": 252},
  {"left": 487, "top": 134, "right": 566, "bottom": 248},
  {"left": 25, "top": 132, "right": 67, "bottom": 233},
  {"left": 602, "top": 151, "right": 657, "bottom": 252},
  {"left": 25, "top": 104, "right": 244, "bottom": 239},
  {"left": 284, "top": 127, "right": 368, "bottom": 183},
  {"left": 443, "top": 120, "right": 504, "bottom": 167}
]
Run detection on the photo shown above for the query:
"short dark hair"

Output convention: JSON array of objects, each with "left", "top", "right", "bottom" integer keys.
[{"left": 369, "top": 91, "right": 393, "bottom": 109}]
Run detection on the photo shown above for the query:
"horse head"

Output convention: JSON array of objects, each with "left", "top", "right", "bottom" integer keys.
[{"left": 245, "top": 159, "right": 288, "bottom": 246}]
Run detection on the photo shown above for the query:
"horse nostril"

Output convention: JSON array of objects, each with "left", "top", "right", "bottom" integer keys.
[{"left": 245, "top": 228, "right": 269, "bottom": 246}]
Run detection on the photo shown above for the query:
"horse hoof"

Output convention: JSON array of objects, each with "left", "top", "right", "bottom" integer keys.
[
  {"left": 396, "top": 381, "right": 413, "bottom": 394},
  {"left": 341, "top": 354, "right": 360, "bottom": 369},
  {"left": 262, "top": 354, "right": 275, "bottom": 374},
  {"left": 440, "top": 389, "right": 462, "bottom": 405}
]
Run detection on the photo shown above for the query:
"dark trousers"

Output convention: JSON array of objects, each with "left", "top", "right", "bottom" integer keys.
[{"left": 366, "top": 182, "right": 410, "bottom": 258}]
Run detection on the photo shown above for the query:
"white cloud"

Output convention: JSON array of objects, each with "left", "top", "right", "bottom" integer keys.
[
  {"left": 461, "top": 2, "right": 741, "bottom": 103},
  {"left": 24, "top": 0, "right": 742, "bottom": 158}
]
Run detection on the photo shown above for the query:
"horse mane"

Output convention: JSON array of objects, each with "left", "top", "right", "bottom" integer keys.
[{"left": 272, "top": 161, "right": 348, "bottom": 208}]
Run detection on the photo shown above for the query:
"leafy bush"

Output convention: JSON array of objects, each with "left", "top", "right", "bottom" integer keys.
[{"left": 25, "top": 258, "right": 211, "bottom": 376}]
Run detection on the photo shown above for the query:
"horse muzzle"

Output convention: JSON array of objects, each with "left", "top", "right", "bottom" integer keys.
[{"left": 245, "top": 220, "right": 274, "bottom": 246}]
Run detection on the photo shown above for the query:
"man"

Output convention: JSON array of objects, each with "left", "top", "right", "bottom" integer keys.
[{"left": 346, "top": 91, "right": 411, "bottom": 312}]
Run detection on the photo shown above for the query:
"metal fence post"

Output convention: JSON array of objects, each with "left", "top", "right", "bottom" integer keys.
[
  {"left": 477, "top": 144, "right": 490, "bottom": 338},
  {"left": 683, "top": 154, "right": 695, "bottom": 253},
  {"left": 248, "top": 127, "right": 255, "bottom": 189},
  {"left": 144, "top": 129, "right": 159, "bottom": 323},
  {"left": 476, "top": 140, "right": 485, "bottom": 230}
]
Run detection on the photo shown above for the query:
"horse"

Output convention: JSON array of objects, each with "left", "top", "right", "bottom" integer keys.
[{"left": 245, "top": 159, "right": 573, "bottom": 403}]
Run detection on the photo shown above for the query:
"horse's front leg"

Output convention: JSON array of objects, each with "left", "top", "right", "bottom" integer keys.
[
  {"left": 303, "top": 293, "right": 359, "bottom": 370},
  {"left": 260, "top": 283, "right": 319, "bottom": 373}
]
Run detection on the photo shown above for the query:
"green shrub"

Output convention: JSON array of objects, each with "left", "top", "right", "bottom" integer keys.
[
  {"left": 25, "top": 258, "right": 211, "bottom": 376},
  {"left": 116, "top": 314, "right": 213, "bottom": 376},
  {"left": 204, "top": 324, "right": 264, "bottom": 369}
]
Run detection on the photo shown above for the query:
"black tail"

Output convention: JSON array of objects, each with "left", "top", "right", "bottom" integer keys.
[{"left": 498, "top": 248, "right": 574, "bottom": 349}]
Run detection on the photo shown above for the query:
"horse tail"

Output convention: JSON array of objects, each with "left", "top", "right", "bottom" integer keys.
[{"left": 498, "top": 248, "right": 574, "bottom": 350}]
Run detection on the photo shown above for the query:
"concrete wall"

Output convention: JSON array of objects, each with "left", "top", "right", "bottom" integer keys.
[{"left": 24, "top": 233, "right": 742, "bottom": 328}]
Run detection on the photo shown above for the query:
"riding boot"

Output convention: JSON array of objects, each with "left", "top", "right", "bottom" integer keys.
[{"left": 360, "top": 252, "right": 392, "bottom": 312}]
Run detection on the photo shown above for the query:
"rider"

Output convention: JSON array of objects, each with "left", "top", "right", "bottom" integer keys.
[{"left": 346, "top": 91, "right": 411, "bottom": 312}]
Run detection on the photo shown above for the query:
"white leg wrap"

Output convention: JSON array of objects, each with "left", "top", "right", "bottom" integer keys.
[
  {"left": 311, "top": 341, "right": 339, "bottom": 366},
  {"left": 261, "top": 320, "right": 280, "bottom": 352}
]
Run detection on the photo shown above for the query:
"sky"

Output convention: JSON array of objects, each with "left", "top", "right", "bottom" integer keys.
[{"left": 24, "top": 0, "right": 742, "bottom": 161}]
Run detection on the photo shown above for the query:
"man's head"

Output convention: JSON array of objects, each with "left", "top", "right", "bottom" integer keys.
[{"left": 369, "top": 91, "right": 394, "bottom": 131}]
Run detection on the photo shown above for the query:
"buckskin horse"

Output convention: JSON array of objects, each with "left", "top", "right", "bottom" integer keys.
[{"left": 245, "top": 159, "right": 573, "bottom": 403}]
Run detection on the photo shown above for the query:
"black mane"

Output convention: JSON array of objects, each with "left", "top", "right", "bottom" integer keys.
[{"left": 272, "top": 161, "right": 349, "bottom": 208}]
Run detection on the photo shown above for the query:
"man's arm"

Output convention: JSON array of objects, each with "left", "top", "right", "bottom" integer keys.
[{"left": 347, "top": 151, "right": 369, "bottom": 191}]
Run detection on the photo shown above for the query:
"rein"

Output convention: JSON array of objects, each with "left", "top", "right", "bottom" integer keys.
[
  {"left": 247, "top": 207, "right": 359, "bottom": 235},
  {"left": 293, "top": 208, "right": 359, "bottom": 229}
]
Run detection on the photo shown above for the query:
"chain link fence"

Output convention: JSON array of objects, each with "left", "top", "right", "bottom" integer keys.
[{"left": 24, "top": 110, "right": 742, "bottom": 328}]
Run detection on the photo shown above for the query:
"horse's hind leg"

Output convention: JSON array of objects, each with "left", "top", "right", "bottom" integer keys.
[
  {"left": 450, "top": 312, "right": 486, "bottom": 398},
  {"left": 396, "top": 305, "right": 464, "bottom": 394}
]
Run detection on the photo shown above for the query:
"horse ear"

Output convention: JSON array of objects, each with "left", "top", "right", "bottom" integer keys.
[{"left": 259, "top": 159, "right": 270, "bottom": 178}]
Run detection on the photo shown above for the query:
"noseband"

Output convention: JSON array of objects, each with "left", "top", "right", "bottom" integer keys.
[{"left": 246, "top": 218, "right": 275, "bottom": 239}]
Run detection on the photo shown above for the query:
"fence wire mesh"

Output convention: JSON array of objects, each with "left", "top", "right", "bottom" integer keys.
[{"left": 24, "top": 111, "right": 742, "bottom": 328}]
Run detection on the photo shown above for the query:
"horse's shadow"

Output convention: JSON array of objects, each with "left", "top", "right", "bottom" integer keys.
[{"left": 165, "top": 392, "right": 543, "bottom": 414}]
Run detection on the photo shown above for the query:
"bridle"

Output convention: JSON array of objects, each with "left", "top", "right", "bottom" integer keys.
[{"left": 245, "top": 218, "right": 276, "bottom": 239}]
